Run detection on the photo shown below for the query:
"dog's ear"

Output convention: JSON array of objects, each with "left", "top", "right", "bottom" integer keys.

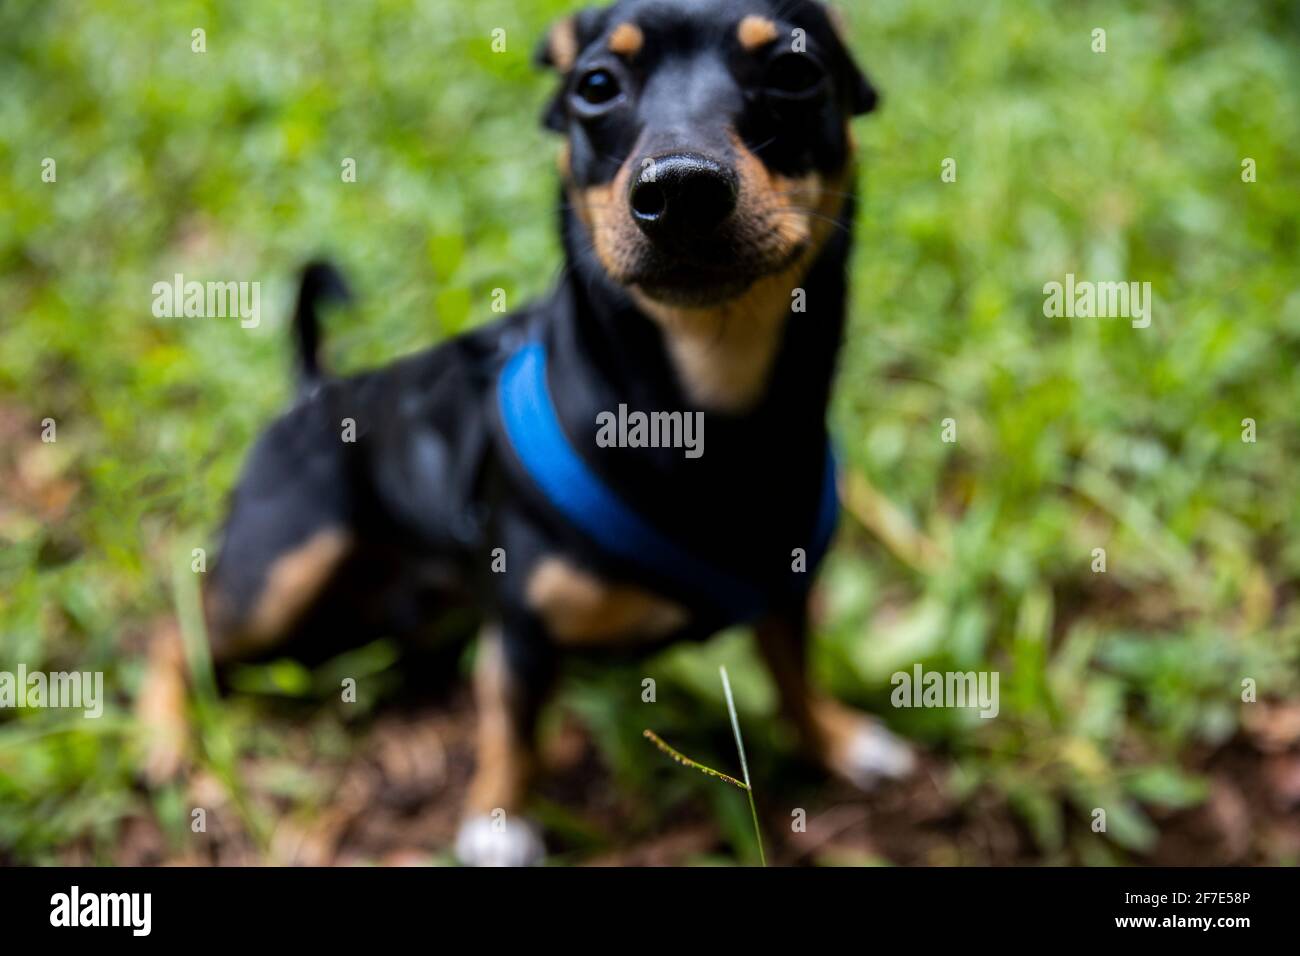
[
  {"left": 534, "top": 15, "right": 581, "bottom": 73},
  {"left": 535, "top": 7, "right": 611, "bottom": 132},
  {"left": 846, "top": 57, "right": 878, "bottom": 115},
  {"left": 823, "top": 4, "right": 879, "bottom": 115}
]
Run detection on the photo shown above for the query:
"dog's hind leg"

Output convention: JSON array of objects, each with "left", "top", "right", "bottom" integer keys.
[
  {"left": 203, "top": 526, "right": 354, "bottom": 665},
  {"left": 136, "top": 533, "right": 353, "bottom": 787},
  {"left": 138, "top": 261, "right": 358, "bottom": 784},
  {"left": 454, "top": 621, "right": 554, "bottom": 866},
  {"left": 210, "top": 384, "right": 362, "bottom": 648},
  {"left": 754, "top": 610, "right": 915, "bottom": 791},
  {"left": 137, "top": 397, "right": 356, "bottom": 783}
]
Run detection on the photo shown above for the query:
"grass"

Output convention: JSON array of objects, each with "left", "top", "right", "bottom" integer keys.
[
  {"left": 2, "top": 0, "right": 1300, "bottom": 864},
  {"left": 644, "top": 666, "right": 767, "bottom": 866}
]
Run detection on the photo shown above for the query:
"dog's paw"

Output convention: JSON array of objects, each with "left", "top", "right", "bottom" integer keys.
[
  {"left": 139, "top": 722, "right": 187, "bottom": 785},
  {"left": 454, "top": 814, "right": 545, "bottom": 867},
  {"left": 833, "top": 719, "right": 916, "bottom": 792},
  {"left": 135, "top": 628, "right": 190, "bottom": 786}
]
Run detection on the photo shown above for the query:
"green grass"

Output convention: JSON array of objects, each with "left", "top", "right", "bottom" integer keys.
[
  {"left": 2, "top": 0, "right": 1299, "bottom": 864},
  {"left": 644, "top": 666, "right": 767, "bottom": 865}
]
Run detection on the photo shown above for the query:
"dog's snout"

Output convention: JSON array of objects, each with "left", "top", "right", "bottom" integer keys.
[{"left": 629, "top": 154, "right": 739, "bottom": 245}]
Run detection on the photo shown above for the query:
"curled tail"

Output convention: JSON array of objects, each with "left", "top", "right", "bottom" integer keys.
[{"left": 293, "top": 259, "right": 351, "bottom": 388}]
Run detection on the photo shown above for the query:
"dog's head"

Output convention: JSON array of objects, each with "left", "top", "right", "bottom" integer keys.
[{"left": 537, "top": 0, "right": 876, "bottom": 309}]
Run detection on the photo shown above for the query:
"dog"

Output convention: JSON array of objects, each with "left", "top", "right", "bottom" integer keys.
[{"left": 138, "top": 0, "right": 915, "bottom": 866}]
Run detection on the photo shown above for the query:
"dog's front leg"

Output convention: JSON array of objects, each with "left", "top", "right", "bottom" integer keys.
[
  {"left": 754, "top": 609, "right": 916, "bottom": 791},
  {"left": 455, "top": 622, "right": 553, "bottom": 866}
]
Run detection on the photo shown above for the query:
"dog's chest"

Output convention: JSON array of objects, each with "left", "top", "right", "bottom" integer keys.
[{"left": 486, "top": 311, "right": 838, "bottom": 641}]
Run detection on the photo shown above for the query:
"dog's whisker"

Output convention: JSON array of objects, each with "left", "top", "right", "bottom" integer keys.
[
  {"left": 776, "top": 207, "right": 853, "bottom": 235},
  {"left": 771, "top": 187, "right": 860, "bottom": 203}
]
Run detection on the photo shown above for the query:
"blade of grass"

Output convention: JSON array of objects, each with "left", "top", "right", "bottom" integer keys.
[
  {"left": 642, "top": 729, "right": 746, "bottom": 790},
  {"left": 642, "top": 666, "right": 769, "bottom": 866},
  {"left": 720, "top": 665, "right": 766, "bottom": 867}
]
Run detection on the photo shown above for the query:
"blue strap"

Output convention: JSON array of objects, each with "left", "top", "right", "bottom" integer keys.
[{"left": 496, "top": 340, "right": 838, "bottom": 623}]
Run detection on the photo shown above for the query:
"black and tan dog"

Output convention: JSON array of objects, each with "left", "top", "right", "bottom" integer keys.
[{"left": 139, "top": 0, "right": 914, "bottom": 865}]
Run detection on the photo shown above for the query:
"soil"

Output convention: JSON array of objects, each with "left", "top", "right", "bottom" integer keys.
[{"left": 91, "top": 693, "right": 1300, "bottom": 867}]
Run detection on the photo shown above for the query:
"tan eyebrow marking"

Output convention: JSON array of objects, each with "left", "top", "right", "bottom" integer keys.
[
  {"left": 548, "top": 17, "right": 579, "bottom": 72},
  {"left": 608, "top": 22, "right": 644, "bottom": 57},
  {"left": 738, "top": 15, "right": 780, "bottom": 51}
]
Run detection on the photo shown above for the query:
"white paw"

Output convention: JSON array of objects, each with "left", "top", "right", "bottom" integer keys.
[
  {"left": 454, "top": 814, "right": 545, "bottom": 867},
  {"left": 840, "top": 720, "right": 916, "bottom": 791}
]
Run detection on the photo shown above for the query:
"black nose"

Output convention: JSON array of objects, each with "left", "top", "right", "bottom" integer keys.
[{"left": 629, "top": 154, "right": 739, "bottom": 245}]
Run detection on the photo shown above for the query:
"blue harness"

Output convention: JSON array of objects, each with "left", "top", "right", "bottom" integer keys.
[{"left": 496, "top": 340, "right": 839, "bottom": 623}]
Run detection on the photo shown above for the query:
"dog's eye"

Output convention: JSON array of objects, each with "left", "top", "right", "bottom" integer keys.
[
  {"left": 763, "top": 53, "right": 826, "bottom": 97},
  {"left": 575, "top": 68, "right": 622, "bottom": 105}
]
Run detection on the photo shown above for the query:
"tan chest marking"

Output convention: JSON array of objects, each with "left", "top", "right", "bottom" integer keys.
[
  {"left": 526, "top": 556, "right": 688, "bottom": 645},
  {"left": 633, "top": 258, "right": 806, "bottom": 413},
  {"left": 635, "top": 146, "right": 852, "bottom": 413}
]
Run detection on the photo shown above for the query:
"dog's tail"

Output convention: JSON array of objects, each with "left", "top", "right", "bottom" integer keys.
[{"left": 293, "top": 259, "right": 351, "bottom": 388}]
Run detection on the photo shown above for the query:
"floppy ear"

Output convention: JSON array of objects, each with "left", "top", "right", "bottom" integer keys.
[
  {"left": 822, "top": 4, "right": 879, "bottom": 115},
  {"left": 534, "top": 8, "right": 611, "bottom": 132},
  {"left": 847, "top": 59, "right": 879, "bottom": 115},
  {"left": 534, "top": 15, "right": 580, "bottom": 73}
]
